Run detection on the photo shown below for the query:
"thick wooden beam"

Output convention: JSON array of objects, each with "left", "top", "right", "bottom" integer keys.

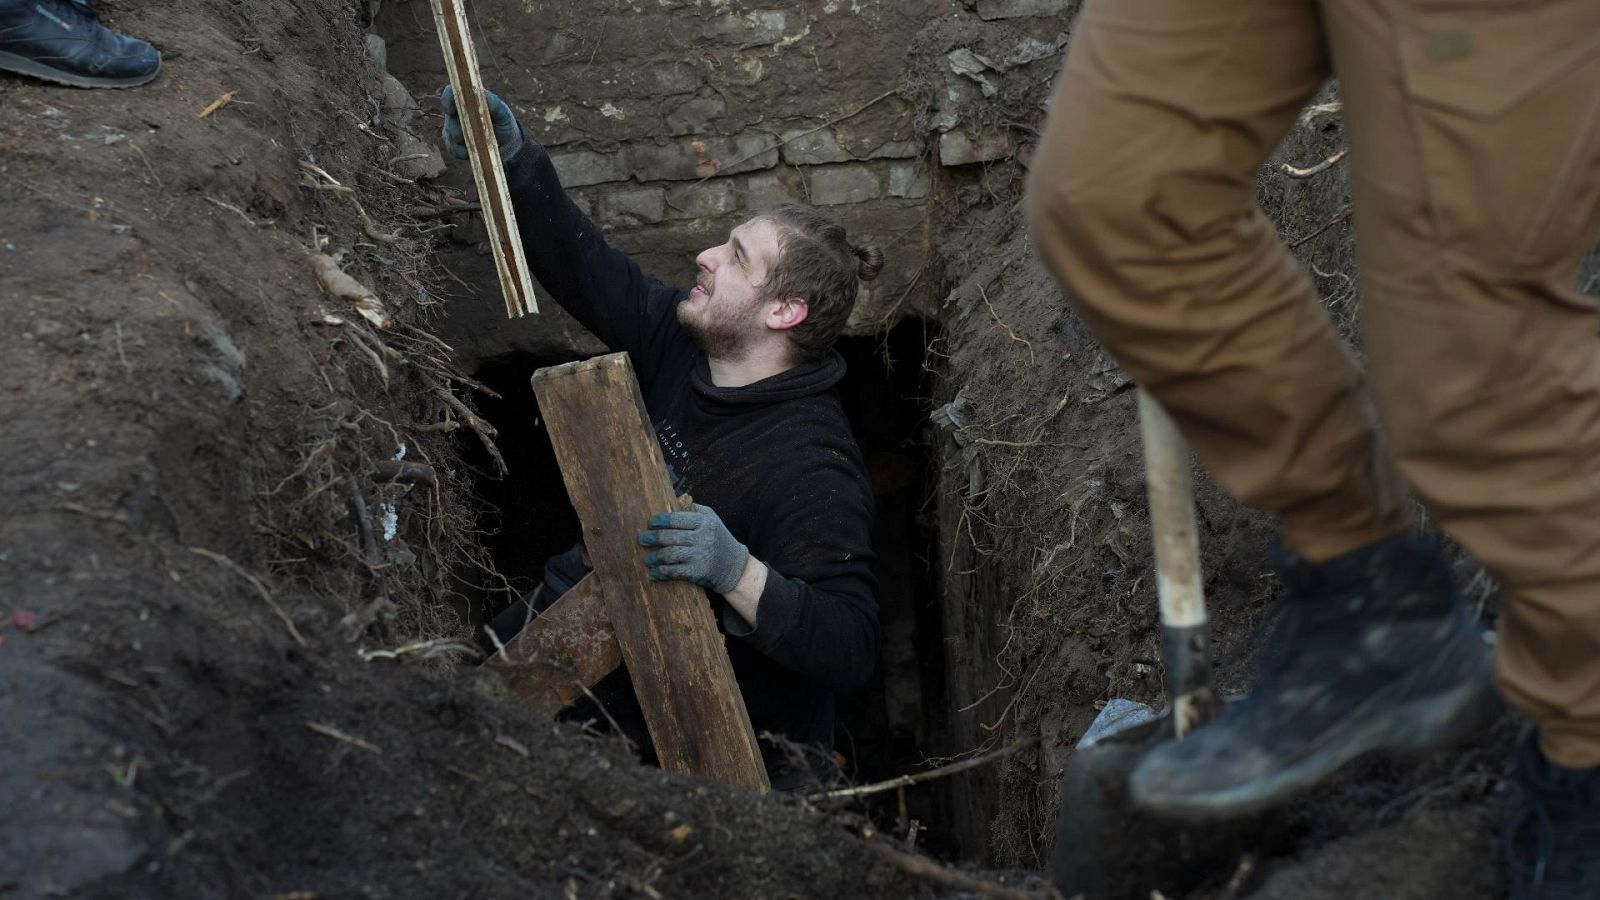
[
  {"left": 532, "top": 353, "right": 769, "bottom": 792},
  {"left": 484, "top": 574, "right": 621, "bottom": 716},
  {"left": 428, "top": 0, "right": 539, "bottom": 318}
]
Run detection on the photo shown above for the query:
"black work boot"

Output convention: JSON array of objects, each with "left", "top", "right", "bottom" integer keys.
[
  {"left": 1507, "top": 730, "right": 1600, "bottom": 900},
  {"left": 1129, "top": 534, "right": 1495, "bottom": 819},
  {"left": 0, "top": 0, "right": 160, "bottom": 88}
]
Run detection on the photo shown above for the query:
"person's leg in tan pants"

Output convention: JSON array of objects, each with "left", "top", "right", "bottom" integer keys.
[{"left": 1028, "top": 0, "right": 1600, "bottom": 893}]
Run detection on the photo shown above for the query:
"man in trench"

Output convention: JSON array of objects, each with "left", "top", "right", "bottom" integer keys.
[
  {"left": 1026, "top": 1, "right": 1599, "bottom": 896},
  {"left": 441, "top": 88, "right": 883, "bottom": 791}
]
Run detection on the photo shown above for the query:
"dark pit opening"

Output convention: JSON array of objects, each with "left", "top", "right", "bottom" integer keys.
[
  {"left": 455, "top": 351, "right": 586, "bottom": 629},
  {"left": 457, "top": 320, "right": 956, "bottom": 854}
]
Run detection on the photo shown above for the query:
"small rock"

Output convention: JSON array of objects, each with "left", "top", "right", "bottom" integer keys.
[
  {"left": 365, "top": 33, "right": 387, "bottom": 71},
  {"left": 1003, "top": 35, "right": 1068, "bottom": 69},
  {"left": 939, "top": 130, "right": 1015, "bottom": 166},
  {"left": 948, "top": 48, "right": 1000, "bottom": 98}
]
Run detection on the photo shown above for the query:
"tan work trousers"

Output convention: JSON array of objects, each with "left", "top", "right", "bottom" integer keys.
[{"left": 1028, "top": 0, "right": 1600, "bottom": 766}]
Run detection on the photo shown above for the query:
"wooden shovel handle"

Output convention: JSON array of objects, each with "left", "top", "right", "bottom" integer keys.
[{"left": 1137, "top": 390, "right": 1216, "bottom": 736}]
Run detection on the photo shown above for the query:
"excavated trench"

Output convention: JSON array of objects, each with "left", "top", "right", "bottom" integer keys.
[
  {"left": 366, "top": 0, "right": 1101, "bottom": 865},
  {"left": 455, "top": 319, "right": 976, "bottom": 854}
]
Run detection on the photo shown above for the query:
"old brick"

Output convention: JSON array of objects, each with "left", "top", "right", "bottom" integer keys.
[
  {"left": 729, "top": 55, "right": 766, "bottom": 87},
  {"left": 938, "top": 131, "right": 1015, "bottom": 166},
  {"left": 834, "top": 98, "right": 917, "bottom": 156},
  {"left": 742, "top": 172, "right": 798, "bottom": 210},
  {"left": 808, "top": 165, "right": 881, "bottom": 205},
  {"left": 976, "top": 0, "right": 1074, "bottom": 19},
  {"left": 709, "top": 10, "right": 789, "bottom": 45},
  {"left": 549, "top": 149, "right": 628, "bottom": 188},
  {"left": 888, "top": 163, "right": 930, "bottom": 200},
  {"left": 569, "top": 191, "right": 595, "bottom": 218},
  {"left": 596, "top": 185, "right": 667, "bottom": 226},
  {"left": 867, "top": 138, "right": 925, "bottom": 160},
  {"left": 653, "top": 63, "right": 702, "bottom": 96},
  {"left": 666, "top": 94, "right": 727, "bottom": 135},
  {"left": 665, "top": 181, "right": 739, "bottom": 220},
  {"left": 627, "top": 134, "right": 779, "bottom": 182},
  {"left": 780, "top": 127, "right": 851, "bottom": 165}
]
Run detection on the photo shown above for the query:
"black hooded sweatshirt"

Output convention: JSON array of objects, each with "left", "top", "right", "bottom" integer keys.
[{"left": 503, "top": 139, "right": 880, "bottom": 768}]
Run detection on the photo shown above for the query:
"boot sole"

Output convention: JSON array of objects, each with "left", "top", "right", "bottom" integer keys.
[
  {"left": 1131, "top": 632, "right": 1497, "bottom": 821},
  {"left": 0, "top": 51, "right": 160, "bottom": 88}
]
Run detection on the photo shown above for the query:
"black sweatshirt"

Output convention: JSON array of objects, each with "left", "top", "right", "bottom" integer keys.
[{"left": 504, "top": 138, "right": 880, "bottom": 765}]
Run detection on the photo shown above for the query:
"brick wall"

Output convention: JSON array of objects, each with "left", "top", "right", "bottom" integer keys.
[{"left": 375, "top": 0, "right": 1073, "bottom": 362}]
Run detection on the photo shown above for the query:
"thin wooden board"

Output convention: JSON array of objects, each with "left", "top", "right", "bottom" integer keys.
[
  {"left": 532, "top": 353, "right": 769, "bottom": 792},
  {"left": 485, "top": 573, "right": 621, "bottom": 716},
  {"left": 428, "top": 0, "right": 539, "bottom": 318}
]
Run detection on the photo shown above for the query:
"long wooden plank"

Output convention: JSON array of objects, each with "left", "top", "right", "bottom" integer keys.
[
  {"left": 532, "top": 354, "right": 769, "bottom": 792},
  {"left": 484, "top": 573, "right": 621, "bottom": 716},
  {"left": 428, "top": 0, "right": 539, "bottom": 318}
]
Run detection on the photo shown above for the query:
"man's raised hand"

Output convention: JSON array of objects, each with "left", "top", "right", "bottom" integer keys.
[
  {"left": 439, "top": 84, "right": 523, "bottom": 162},
  {"left": 637, "top": 504, "right": 750, "bottom": 594}
]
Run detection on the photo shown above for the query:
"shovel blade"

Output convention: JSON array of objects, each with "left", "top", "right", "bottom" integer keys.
[{"left": 1052, "top": 710, "right": 1276, "bottom": 900}]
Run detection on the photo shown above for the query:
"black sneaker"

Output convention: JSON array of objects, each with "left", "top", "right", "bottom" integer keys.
[
  {"left": 0, "top": 0, "right": 160, "bottom": 88},
  {"left": 1129, "top": 534, "right": 1495, "bottom": 819},
  {"left": 1507, "top": 730, "right": 1600, "bottom": 900}
]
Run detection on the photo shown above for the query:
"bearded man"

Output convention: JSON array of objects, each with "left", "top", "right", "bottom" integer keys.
[{"left": 443, "top": 87, "right": 883, "bottom": 790}]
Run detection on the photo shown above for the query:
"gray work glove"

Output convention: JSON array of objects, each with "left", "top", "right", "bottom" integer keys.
[
  {"left": 637, "top": 504, "right": 750, "bottom": 594},
  {"left": 440, "top": 84, "right": 523, "bottom": 161}
]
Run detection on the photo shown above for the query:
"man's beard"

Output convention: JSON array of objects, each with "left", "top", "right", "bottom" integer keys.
[{"left": 677, "top": 293, "right": 756, "bottom": 361}]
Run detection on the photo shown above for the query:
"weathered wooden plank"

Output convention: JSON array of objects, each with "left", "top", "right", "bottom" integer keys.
[
  {"left": 484, "top": 573, "right": 621, "bottom": 716},
  {"left": 428, "top": 0, "right": 539, "bottom": 318},
  {"left": 531, "top": 353, "right": 769, "bottom": 792}
]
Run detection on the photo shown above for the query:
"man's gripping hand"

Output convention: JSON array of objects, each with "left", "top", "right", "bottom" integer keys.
[
  {"left": 637, "top": 504, "right": 750, "bottom": 594},
  {"left": 440, "top": 84, "right": 523, "bottom": 162}
]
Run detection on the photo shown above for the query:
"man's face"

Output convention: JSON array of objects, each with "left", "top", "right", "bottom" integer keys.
[{"left": 680, "top": 218, "right": 784, "bottom": 359}]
